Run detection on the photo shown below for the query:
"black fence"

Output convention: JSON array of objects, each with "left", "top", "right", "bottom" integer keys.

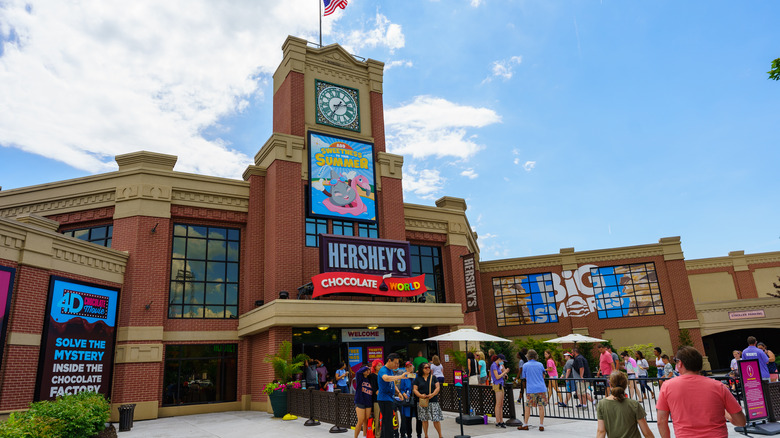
[
  {"left": 287, "top": 382, "right": 521, "bottom": 429},
  {"left": 516, "top": 376, "right": 780, "bottom": 423}
]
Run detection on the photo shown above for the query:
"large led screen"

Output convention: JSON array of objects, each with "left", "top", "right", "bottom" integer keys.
[{"left": 308, "top": 131, "right": 376, "bottom": 223}]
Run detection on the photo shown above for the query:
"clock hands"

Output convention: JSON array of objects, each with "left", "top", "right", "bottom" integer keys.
[{"left": 331, "top": 99, "right": 346, "bottom": 112}]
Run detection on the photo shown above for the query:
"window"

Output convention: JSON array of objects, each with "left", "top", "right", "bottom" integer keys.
[
  {"left": 162, "top": 344, "right": 237, "bottom": 406},
  {"left": 492, "top": 273, "right": 558, "bottom": 327},
  {"left": 357, "top": 223, "right": 379, "bottom": 238},
  {"left": 169, "top": 224, "right": 239, "bottom": 319},
  {"left": 332, "top": 220, "right": 354, "bottom": 236},
  {"left": 590, "top": 263, "right": 664, "bottom": 319},
  {"left": 305, "top": 218, "right": 327, "bottom": 247},
  {"left": 62, "top": 224, "right": 113, "bottom": 247},
  {"left": 410, "top": 245, "right": 445, "bottom": 303}
]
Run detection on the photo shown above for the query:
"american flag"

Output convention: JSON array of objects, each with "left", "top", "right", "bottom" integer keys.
[{"left": 323, "top": 0, "right": 348, "bottom": 16}]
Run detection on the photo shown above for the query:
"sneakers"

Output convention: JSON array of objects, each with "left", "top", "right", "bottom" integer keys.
[
  {"left": 557, "top": 402, "right": 567, "bottom": 407},
  {"left": 496, "top": 422, "right": 506, "bottom": 428},
  {"left": 575, "top": 404, "right": 586, "bottom": 408}
]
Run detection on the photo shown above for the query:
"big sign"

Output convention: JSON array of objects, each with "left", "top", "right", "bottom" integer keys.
[{"left": 36, "top": 277, "right": 120, "bottom": 401}]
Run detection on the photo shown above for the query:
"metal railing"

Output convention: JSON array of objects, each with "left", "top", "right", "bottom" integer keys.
[
  {"left": 516, "top": 375, "right": 780, "bottom": 423},
  {"left": 286, "top": 382, "right": 522, "bottom": 429}
]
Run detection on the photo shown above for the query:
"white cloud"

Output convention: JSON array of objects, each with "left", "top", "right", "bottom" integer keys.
[
  {"left": 341, "top": 13, "right": 405, "bottom": 54},
  {"left": 385, "top": 96, "right": 501, "bottom": 160},
  {"left": 0, "top": 1, "right": 401, "bottom": 178},
  {"left": 402, "top": 165, "right": 444, "bottom": 200},
  {"left": 483, "top": 55, "right": 522, "bottom": 83},
  {"left": 471, "top": 0, "right": 485, "bottom": 7},
  {"left": 384, "top": 59, "right": 413, "bottom": 70},
  {"left": 513, "top": 158, "right": 520, "bottom": 165},
  {"left": 460, "top": 169, "right": 478, "bottom": 179},
  {"left": 523, "top": 161, "right": 536, "bottom": 171}
]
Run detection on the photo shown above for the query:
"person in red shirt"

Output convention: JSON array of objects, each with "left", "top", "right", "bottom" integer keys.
[
  {"left": 597, "top": 345, "right": 614, "bottom": 377},
  {"left": 656, "top": 346, "right": 746, "bottom": 438}
]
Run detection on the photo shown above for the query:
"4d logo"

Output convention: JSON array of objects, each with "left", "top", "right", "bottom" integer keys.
[{"left": 58, "top": 290, "right": 108, "bottom": 319}]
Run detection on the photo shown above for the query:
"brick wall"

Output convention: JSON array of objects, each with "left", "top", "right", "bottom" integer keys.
[{"left": 273, "top": 71, "right": 305, "bottom": 136}]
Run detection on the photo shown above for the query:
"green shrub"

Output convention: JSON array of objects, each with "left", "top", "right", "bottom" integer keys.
[
  {"left": 0, "top": 391, "right": 109, "bottom": 438},
  {"left": 481, "top": 341, "right": 516, "bottom": 376}
]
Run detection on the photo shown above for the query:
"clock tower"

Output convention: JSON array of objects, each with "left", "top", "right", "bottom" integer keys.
[{"left": 244, "top": 36, "right": 405, "bottom": 304}]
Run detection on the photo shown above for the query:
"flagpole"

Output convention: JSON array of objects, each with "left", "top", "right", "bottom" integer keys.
[{"left": 319, "top": 0, "right": 322, "bottom": 47}]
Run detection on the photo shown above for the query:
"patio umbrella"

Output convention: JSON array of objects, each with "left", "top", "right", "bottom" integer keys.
[
  {"left": 424, "top": 328, "right": 511, "bottom": 343},
  {"left": 544, "top": 333, "right": 606, "bottom": 344}
]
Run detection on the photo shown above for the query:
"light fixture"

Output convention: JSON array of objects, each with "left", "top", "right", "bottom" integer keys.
[
  {"left": 279, "top": 290, "right": 289, "bottom": 299},
  {"left": 317, "top": 325, "right": 329, "bottom": 331},
  {"left": 412, "top": 325, "right": 422, "bottom": 330},
  {"left": 367, "top": 325, "right": 378, "bottom": 330}
]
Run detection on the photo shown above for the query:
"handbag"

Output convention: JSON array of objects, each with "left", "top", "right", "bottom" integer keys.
[{"left": 418, "top": 376, "right": 432, "bottom": 408}]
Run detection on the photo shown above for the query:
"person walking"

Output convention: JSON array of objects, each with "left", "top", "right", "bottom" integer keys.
[
  {"left": 466, "top": 352, "right": 479, "bottom": 386},
  {"left": 477, "top": 351, "right": 488, "bottom": 385},
  {"left": 413, "top": 351, "right": 428, "bottom": 372},
  {"left": 596, "top": 371, "right": 655, "bottom": 438},
  {"left": 370, "top": 359, "right": 383, "bottom": 438},
  {"left": 429, "top": 355, "right": 444, "bottom": 386},
  {"left": 491, "top": 354, "right": 510, "bottom": 428},
  {"left": 660, "top": 355, "right": 674, "bottom": 379},
  {"left": 560, "top": 352, "right": 576, "bottom": 408},
  {"left": 354, "top": 366, "right": 373, "bottom": 438},
  {"left": 413, "top": 362, "right": 443, "bottom": 438},
  {"left": 757, "top": 342, "right": 778, "bottom": 382},
  {"left": 635, "top": 351, "right": 654, "bottom": 401},
  {"left": 656, "top": 346, "right": 745, "bottom": 438},
  {"left": 378, "top": 354, "right": 409, "bottom": 438},
  {"left": 653, "top": 348, "right": 664, "bottom": 379},
  {"left": 598, "top": 345, "right": 615, "bottom": 378},
  {"left": 621, "top": 351, "right": 642, "bottom": 402},
  {"left": 518, "top": 349, "right": 547, "bottom": 432},
  {"left": 544, "top": 350, "right": 562, "bottom": 405},
  {"left": 572, "top": 347, "right": 596, "bottom": 408}
]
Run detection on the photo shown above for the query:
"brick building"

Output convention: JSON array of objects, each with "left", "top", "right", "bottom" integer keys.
[{"left": 0, "top": 36, "right": 778, "bottom": 421}]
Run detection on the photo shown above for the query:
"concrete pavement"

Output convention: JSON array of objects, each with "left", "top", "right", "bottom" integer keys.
[{"left": 117, "top": 409, "right": 750, "bottom": 438}]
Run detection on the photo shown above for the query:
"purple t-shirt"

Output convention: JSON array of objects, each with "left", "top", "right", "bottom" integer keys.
[
  {"left": 742, "top": 346, "right": 770, "bottom": 379},
  {"left": 490, "top": 362, "right": 505, "bottom": 385}
]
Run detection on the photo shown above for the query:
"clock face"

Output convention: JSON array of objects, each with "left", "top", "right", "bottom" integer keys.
[{"left": 315, "top": 81, "right": 360, "bottom": 132}]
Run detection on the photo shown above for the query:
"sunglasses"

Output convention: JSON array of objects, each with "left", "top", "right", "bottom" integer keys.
[{"left": 423, "top": 366, "right": 430, "bottom": 369}]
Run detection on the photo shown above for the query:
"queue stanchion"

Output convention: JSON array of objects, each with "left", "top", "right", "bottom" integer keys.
[
  {"left": 453, "top": 370, "right": 469, "bottom": 438},
  {"left": 304, "top": 388, "right": 320, "bottom": 426},
  {"left": 505, "top": 382, "right": 523, "bottom": 427}
]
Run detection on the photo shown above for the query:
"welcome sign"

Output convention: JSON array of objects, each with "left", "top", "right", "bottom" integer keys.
[{"left": 36, "top": 277, "right": 120, "bottom": 401}]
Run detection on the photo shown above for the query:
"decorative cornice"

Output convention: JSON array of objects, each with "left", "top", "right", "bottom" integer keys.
[
  {"left": 404, "top": 218, "right": 448, "bottom": 233},
  {"left": 0, "top": 191, "right": 116, "bottom": 218},
  {"left": 404, "top": 201, "right": 479, "bottom": 254},
  {"left": 254, "top": 133, "right": 306, "bottom": 170},
  {"left": 376, "top": 152, "right": 403, "bottom": 180},
  {"left": 171, "top": 189, "right": 249, "bottom": 211},
  {"left": 686, "top": 250, "right": 780, "bottom": 272},
  {"left": 115, "top": 151, "right": 177, "bottom": 172},
  {"left": 695, "top": 297, "right": 780, "bottom": 313},
  {"left": 170, "top": 205, "right": 248, "bottom": 223}
]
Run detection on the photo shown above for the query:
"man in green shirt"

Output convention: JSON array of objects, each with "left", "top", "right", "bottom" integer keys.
[{"left": 412, "top": 351, "right": 428, "bottom": 370}]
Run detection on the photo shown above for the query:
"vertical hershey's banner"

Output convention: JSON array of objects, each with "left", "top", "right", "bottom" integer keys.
[
  {"left": 0, "top": 266, "right": 16, "bottom": 362},
  {"left": 36, "top": 277, "right": 120, "bottom": 401},
  {"left": 462, "top": 253, "right": 479, "bottom": 312}
]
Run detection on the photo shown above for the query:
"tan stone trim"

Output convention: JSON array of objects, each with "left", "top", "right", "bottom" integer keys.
[
  {"left": 242, "top": 165, "right": 267, "bottom": 181},
  {"left": 116, "top": 326, "right": 164, "bottom": 342},
  {"left": 376, "top": 152, "right": 403, "bottom": 180},
  {"left": 238, "top": 301, "right": 464, "bottom": 337},
  {"left": 404, "top": 201, "right": 479, "bottom": 254},
  {"left": 7, "top": 332, "right": 41, "bottom": 346},
  {"left": 162, "top": 331, "right": 239, "bottom": 342},
  {"left": 694, "top": 297, "right": 780, "bottom": 313},
  {"left": 273, "top": 36, "right": 308, "bottom": 93},
  {"left": 115, "top": 151, "right": 177, "bottom": 171},
  {"left": 572, "top": 327, "right": 590, "bottom": 336},
  {"left": 251, "top": 400, "right": 271, "bottom": 414},
  {"left": 110, "top": 400, "right": 159, "bottom": 421},
  {"left": 157, "top": 401, "right": 243, "bottom": 418},
  {"left": 677, "top": 319, "right": 701, "bottom": 330},
  {"left": 115, "top": 343, "right": 163, "bottom": 363},
  {"left": 686, "top": 250, "right": 780, "bottom": 271},
  {"left": 367, "top": 59, "right": 384, "bottom": 93},
  {"left": 480, "top": 237, "right": 679, "bottom": 273},
  {"left": 170, "top": 189, "right": 249, "bottom": 211},
  {"left": 0, "top": 190, "right": 116, "bottom": 219},
  {"left": 14, "top": 214, "right": 59, "bottom": 231},
  {"left": 0, "top": 217, "right": 127, "bottom": 283},
  {"left": 695, "top": 297, "right": 780, "bottom": 336},
  {"left": 254, "top": 133, "right": 306, "bottom": 171}
]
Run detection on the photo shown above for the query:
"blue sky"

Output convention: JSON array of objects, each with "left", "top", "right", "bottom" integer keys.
[{"left": 1, "top": 1, "right": 778, "bottom": 260}]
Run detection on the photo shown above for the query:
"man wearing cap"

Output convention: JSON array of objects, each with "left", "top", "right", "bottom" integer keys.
[{"left": 560, "top": 352, "right": 575, "bottom": 408}]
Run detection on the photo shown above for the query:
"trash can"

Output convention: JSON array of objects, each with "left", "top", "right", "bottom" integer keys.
[{"left": 118, "top": 404, "right": 136, "bottom": 432}]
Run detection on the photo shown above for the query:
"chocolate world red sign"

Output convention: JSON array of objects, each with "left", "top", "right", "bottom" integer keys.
[
  {"left": 313, "top": 272, "right": 427, "bottom": 298},
  {"left": 36, "top": 277, "right": 120, "bottom": 401}
]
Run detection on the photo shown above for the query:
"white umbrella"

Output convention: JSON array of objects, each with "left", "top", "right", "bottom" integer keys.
[
  {"left": 424, "top": 328, "right": 511, "bottom": 343},
  {"left": 544, "top": 333, "right": 606, "bottom": 344}
]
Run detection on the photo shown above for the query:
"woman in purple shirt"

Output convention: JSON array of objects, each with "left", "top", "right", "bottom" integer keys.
[{"left": 490, "top": 354, "right": 509, "bottom": 428}]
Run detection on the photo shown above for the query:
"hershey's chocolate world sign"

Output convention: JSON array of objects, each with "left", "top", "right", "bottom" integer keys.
[
  {"left": 320, "top": 234, "right": 411, "bottom": 277},
  {"left": 36, "top": 277, "right": 120, "bottom": 401}
]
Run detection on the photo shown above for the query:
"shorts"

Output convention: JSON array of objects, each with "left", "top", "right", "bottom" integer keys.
[
  {"left": 356, "top": 403, "right": 370, "bottom": 410},
  {"left": 526, "top": 392, "right": 548, "bottom": 407},
  {"left": 479, "top": 376, "right": 487, "bottom": 385},
  {"left": 566, "top": 380, "right": 576, "bottom": 393},
  {"left": 492, "top": 383, "right": 504, "bottom": 392},
  {"left": 576, "top": 381, "right": 590, "bottom": 395}
]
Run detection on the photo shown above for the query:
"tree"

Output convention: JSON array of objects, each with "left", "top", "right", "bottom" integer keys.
[
  {"left": 768, "top": 275, "right": 780, "bottom": 299},
  {"left": 769, "top": 58, "right": 780, "bottom": 81}
]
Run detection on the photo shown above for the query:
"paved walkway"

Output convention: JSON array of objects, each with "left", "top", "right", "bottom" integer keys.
[{"left": 118, "top": 410, "right": 749, "bottom": 437}]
